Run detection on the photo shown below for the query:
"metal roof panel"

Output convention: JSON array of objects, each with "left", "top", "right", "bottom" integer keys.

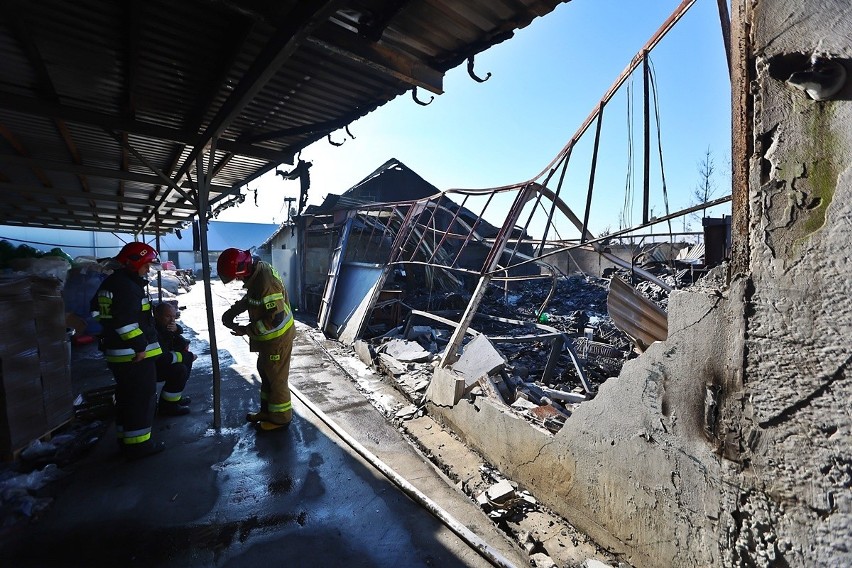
[{"left": 0, "top": 0, "right": 568, "bottom": 235}]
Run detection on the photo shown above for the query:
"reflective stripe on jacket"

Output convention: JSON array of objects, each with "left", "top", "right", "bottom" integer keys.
[
  {"left": 104, "top": 343, "right": 164, "bottom": 363},
  {"left": 90, "top": 268, "right": 161, "bottom": 363},
  {"left": 223, "top": 261, "right": 293, "bottom": 351},
  {"left": 246, "top": 264, "right": 293, "bottom": 342}
]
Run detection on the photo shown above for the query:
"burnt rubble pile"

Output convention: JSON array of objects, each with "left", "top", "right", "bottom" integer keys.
[
  {"left": 477, "top": 275, "right": 635, "bottom": 387},
  {"left": 359, "top": 272, "right": 680, "bottom": 433}
]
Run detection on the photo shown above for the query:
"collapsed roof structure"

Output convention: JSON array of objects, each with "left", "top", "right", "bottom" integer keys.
[
  {"left": 261, "top": 149, "right": 727, "bottom": 435},
  {"left": 251, "top": 0, "right": 735, "bottom": 436}
]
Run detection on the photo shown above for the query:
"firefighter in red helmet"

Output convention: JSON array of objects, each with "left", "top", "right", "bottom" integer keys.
[
  {"left": 91, "top": 241, "right": 165, "bottom": 459},
  {"left": 218, "top": 248, "right": 295, "bottom": 431}
]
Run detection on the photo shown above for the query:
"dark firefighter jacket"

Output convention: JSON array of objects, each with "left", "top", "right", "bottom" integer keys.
[
  {"left": 91, "top": 269, "right": 162, "bottom": 363},
  {"left": 155, "top": 321, "right": 191, "bottom": 364}
]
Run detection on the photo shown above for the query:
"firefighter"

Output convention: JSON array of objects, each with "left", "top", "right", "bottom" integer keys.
[
  {"left": 218, "top": 248, "right": 295, "bottom": 431},
  {"left": 91, "top": 242, "right": 164, "bottom": 460},
  {"left": 153, "top": 302, "right": 195, "bottom": 415}
]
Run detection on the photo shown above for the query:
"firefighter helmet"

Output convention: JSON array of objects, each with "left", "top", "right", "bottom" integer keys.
[
  {"left": 217, "top": 248, "right": 254, "bottom": 283},
  {"left": 116, "top": 242, "right": 160, "bottom": 271}
]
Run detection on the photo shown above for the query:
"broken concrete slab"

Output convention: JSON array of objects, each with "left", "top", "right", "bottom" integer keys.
[
  {"left": 520, "top": 491, "right": 537, "bottom": 506},
  {"left": 405, "top": 325, "right": 434, "bottom": 342},
  {"left": 425, "top": 366, "right": 466, "bottom": 406},
  {"left": 376, "top": 353, "right": 407, "bottom": 376},
  {"left": 451, "top": 334, "right": 506, "bottom": 389},
  {"left": 478, "top": 375, "right": 506, "bottom": 404},
  {"left": 476, "top": 491, "right": 490, "bottom": 509},
  {"left": 530, "top": 552, "right": 557, "bottom": 567},
  {"left": 485, "top": 479, "right": 516, "bottom": 506},
  {"left": 583, "top": 560, "right": 615, "bottom": 568},
  {"left": 353, "top": 339, "right": 375, "bottom": 367},
  {"left": 380, "top": 338, "right": 432, "bottom": 363},
  {"left": 394, "top": 404, "right": 419, "bottom": 420}
]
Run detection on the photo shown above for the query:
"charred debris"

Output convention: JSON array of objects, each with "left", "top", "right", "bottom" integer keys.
[
  {"left": 357, "top": 261, "right": 696, "bottom": 434},
  {"left": 262, "top": 160, "right": 730, "bottom": 435}
]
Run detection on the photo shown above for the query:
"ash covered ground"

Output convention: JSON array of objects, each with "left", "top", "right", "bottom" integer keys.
[{"left": 400, "top": 272, "right": 668, "bottom": 393}]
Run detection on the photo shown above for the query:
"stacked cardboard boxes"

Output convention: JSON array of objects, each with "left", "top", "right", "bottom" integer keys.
[
  {"left": 32, "top": 277, "right": 74, "bottom": 428},
  {"left": 0, "top": 276, "right": 73, "bottom": 458}
]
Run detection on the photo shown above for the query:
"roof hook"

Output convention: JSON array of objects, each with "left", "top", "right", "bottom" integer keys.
[
  {"left": 345, "top": 125, "right": 356, "bottom": 140},
  {"left": 467, "top": 55, "right": 491, "bottom": 83},
  {"left": 412, "top": 86, "right": 434, "bottom": 106},
  {"left": 327, "top": 132, "right": 344, "bottom": 146}
]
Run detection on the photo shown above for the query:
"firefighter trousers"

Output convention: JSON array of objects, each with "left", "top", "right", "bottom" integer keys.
[
  {"left": 109, "top": 358, "right": 158, "bottom": 448},
  {"left": 155, "top": 355, "right": 193, "bottom": 402},
  {"left": 256, "top": 325, "right": 295, "bottom": 425}
]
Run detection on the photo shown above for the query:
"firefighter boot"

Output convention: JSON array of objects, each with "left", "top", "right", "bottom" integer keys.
[
  {"left": 122, "top": 440, "right": 166, "bottom": 461},
  {"left": 158, "top": 398, "right": 190, "bottom": 416},
  {"left": 246, "top": 411, "right": 270, "bottom": 423},
  {"left": 256, "top": 420, "right": 291, "bottom": 432},
  {"left": 246, "top": 400, "right": 269, "bottom": 423}
]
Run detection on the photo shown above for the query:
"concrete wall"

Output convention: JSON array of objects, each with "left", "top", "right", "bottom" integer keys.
[
  {"left": 548, "top": 243, "right": 689, "bottom": 277},
  {"left": 431, "top": 274, "right": 743, "bottom": 566},
  {"left": 740, "top": 0, "right": 852, "bottom": 564},
  {"left": 549, "top": 245, "right": 637, "bottom": 277},
  {"left": 267, "top": 228, "right": 300, "bottom": 310},
  {"left": 426, "top": 3, "right": 852, "bottom": 566}
]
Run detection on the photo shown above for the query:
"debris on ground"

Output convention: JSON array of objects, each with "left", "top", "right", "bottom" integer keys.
[
  {"left": 311, "top": 315, "right": 628, "bottom": 568},
  {"left": 355, "top": 246, "right": 712, "bottom": 435},
  {"left": 0, "top": 418, "right": 108, "bottom": 536}
]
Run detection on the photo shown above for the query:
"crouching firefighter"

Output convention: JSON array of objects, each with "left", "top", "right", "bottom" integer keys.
[
  {"left": 153, "top": 302, "right": 196, "bottom": 416},
  {"left": 92, "top": 242, "right": 165, "bottom": 459},
  {"left": 218, "top": 248, "right": 295, "bottom": 431}
]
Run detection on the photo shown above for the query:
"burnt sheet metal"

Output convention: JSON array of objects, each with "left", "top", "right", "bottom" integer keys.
[
  {"left": 606, "top": 276, "right": 668, "bottom": 351},
  {"left": 326, "top": 262, "right": 384, "bottom": 339}
]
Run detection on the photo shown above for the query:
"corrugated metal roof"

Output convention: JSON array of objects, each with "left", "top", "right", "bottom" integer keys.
[
  {"left": 0, "top": 0, "right": 569, "bottom": 236},
  {"left": 606, "top": 275, "right": 668, "bottom": 351}
]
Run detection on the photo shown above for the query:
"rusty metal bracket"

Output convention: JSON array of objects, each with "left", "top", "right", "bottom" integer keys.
[
  {"left": 412, "top": 86, "right": 434, "bottom": 106},
  {"left": 466, "top": 55, "right": 491, "bottom": 83}
]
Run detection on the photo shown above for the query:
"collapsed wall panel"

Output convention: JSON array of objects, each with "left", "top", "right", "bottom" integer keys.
[{"left": 428, "top": 276, "right": 745, "bottom": 567}]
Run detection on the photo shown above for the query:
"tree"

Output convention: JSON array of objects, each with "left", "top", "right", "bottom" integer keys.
[{"left": 693, "top": 147, "right": 718, "bottom": 218}]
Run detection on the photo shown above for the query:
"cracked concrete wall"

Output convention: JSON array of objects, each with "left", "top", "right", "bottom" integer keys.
[
  {"left": 427, "top": 3, "right": 851, "bottom": 566},
  {"left": 431, "top": 275, "right": 745, "bottom": 567},
  {"left": 740, "top": 0, "right": 852, "bottom": 565}
]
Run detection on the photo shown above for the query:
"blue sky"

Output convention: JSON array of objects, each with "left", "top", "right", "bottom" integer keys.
[{"left": 218, "top": 0, "right": 732, "bottom": 238}]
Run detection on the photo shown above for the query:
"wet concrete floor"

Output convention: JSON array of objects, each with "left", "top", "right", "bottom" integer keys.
[{"left": 0, "top": 281, "right": 525, "bottom": 567}]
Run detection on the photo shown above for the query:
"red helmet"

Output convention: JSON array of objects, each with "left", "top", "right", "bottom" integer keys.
[
  {"left": 116, "top": 242, "right": 160, "bottom": 271},
  {"left": 217, "top": 248, "right": 254, "bottom": 283}
]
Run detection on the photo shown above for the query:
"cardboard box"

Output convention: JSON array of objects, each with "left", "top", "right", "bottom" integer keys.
[{"left": 0, "top": 276, "right": 72, "bottom": 457}]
